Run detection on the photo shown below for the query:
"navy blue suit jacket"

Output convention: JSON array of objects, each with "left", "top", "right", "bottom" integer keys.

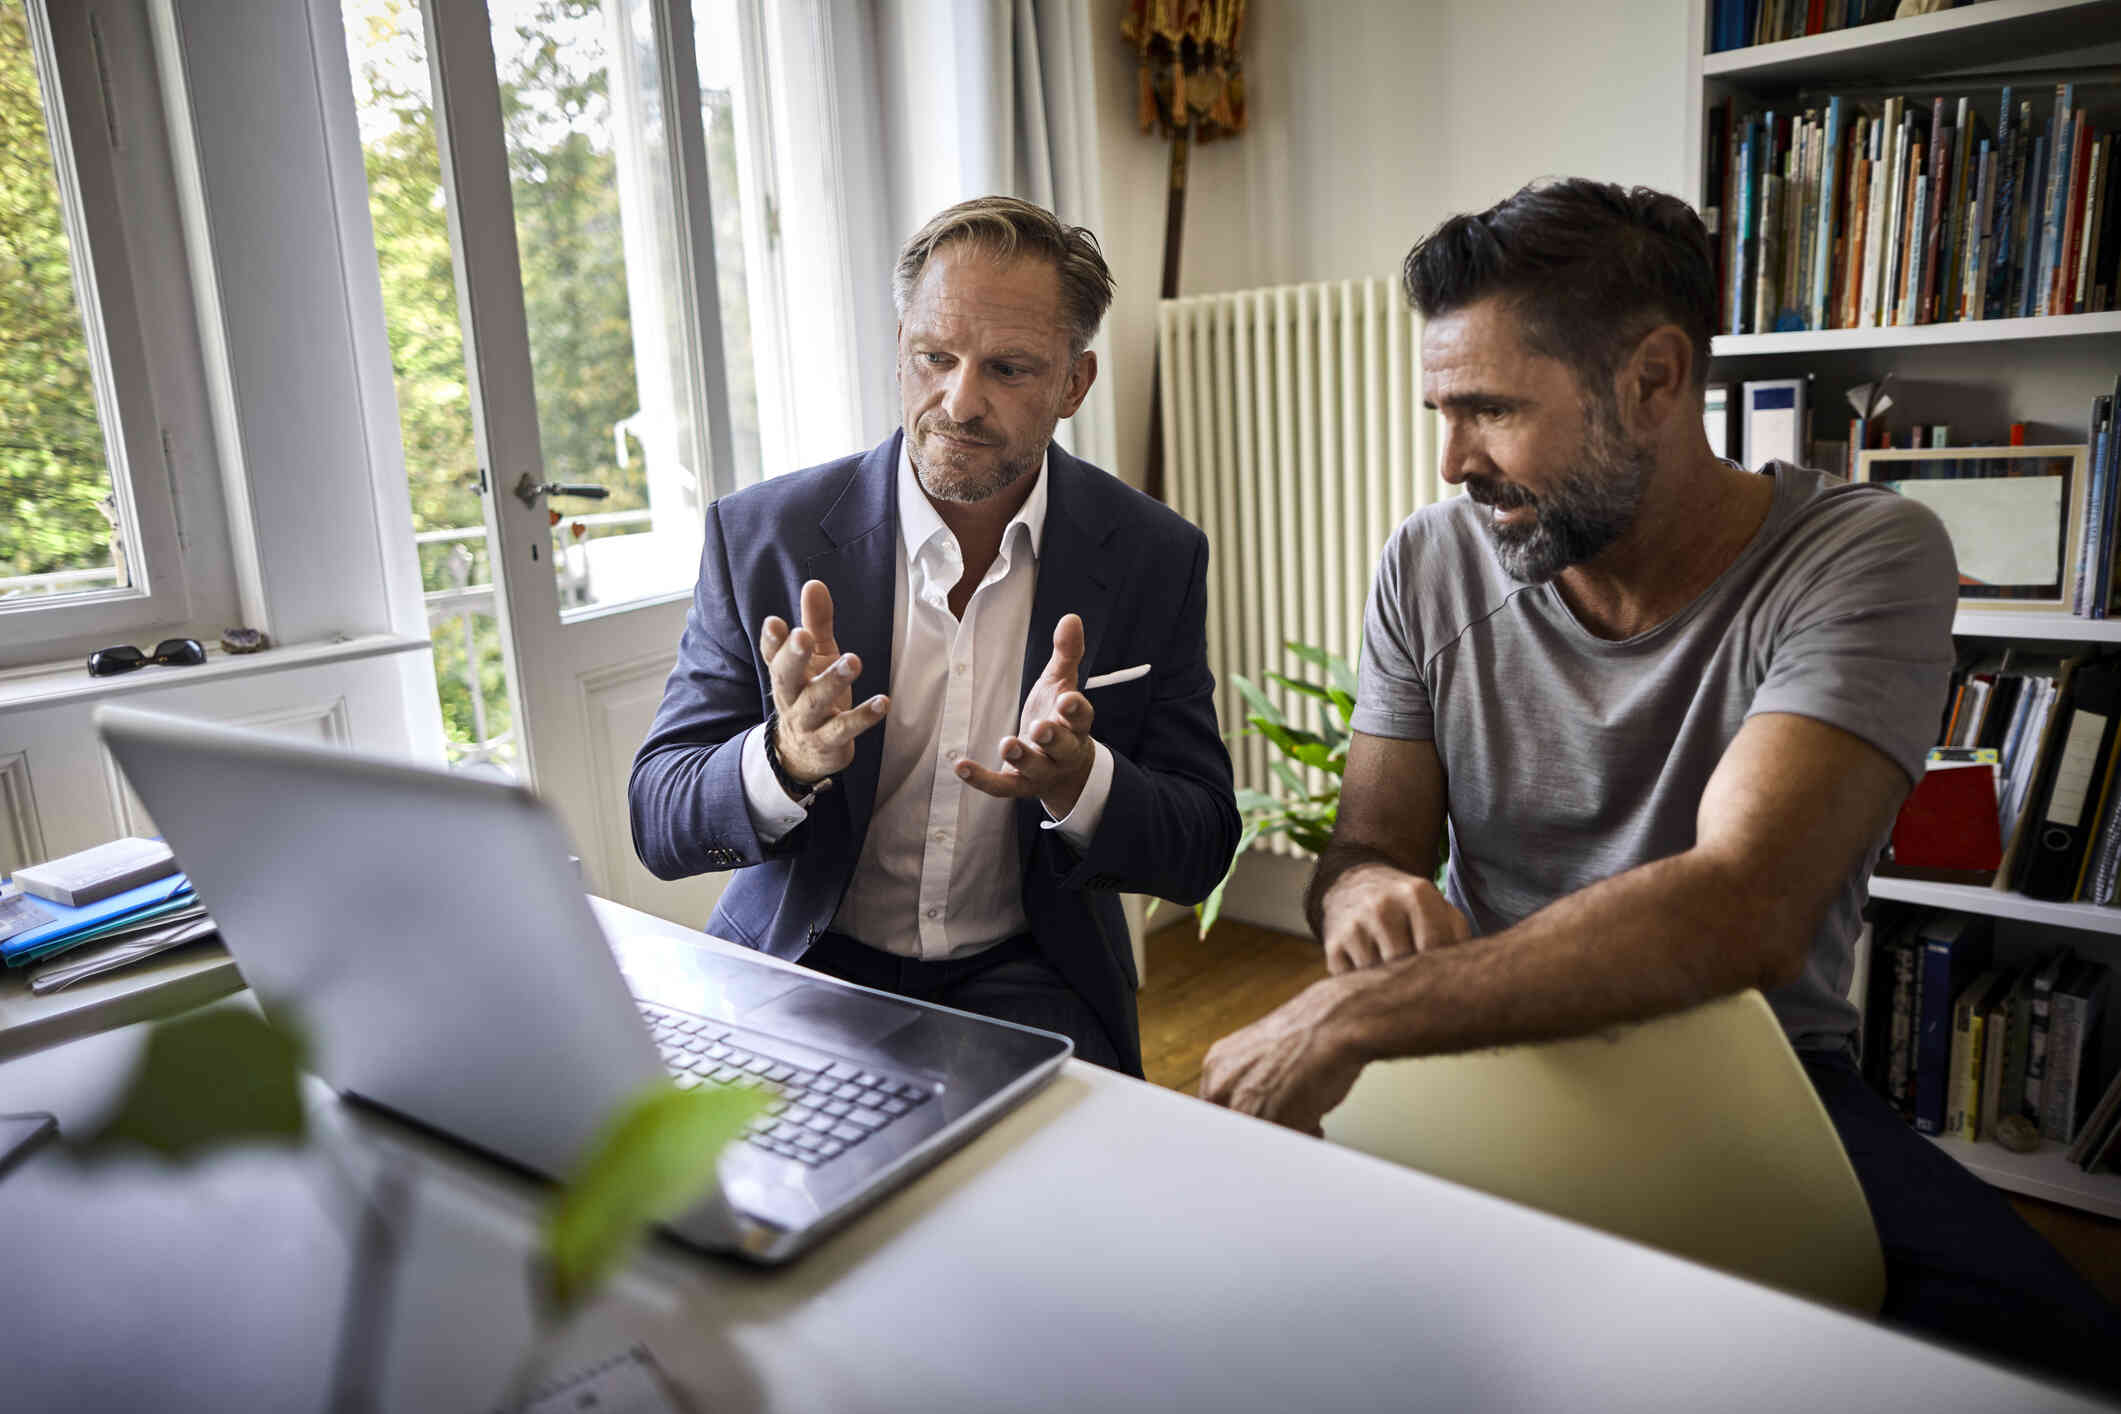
[{"left": 629, "top": 432, "right": 1240, "bottom": 1076}]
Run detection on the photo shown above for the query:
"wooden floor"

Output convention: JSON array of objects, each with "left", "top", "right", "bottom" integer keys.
[{"left": 1137, "top": 915, "right": 2121, "bottom": 1311}]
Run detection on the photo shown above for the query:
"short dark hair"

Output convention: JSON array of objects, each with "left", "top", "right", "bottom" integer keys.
[
  {"left": 1401, "top": 178, "right": 1716, "bottom": 394},
  {"left": 894, "top": 196, "right": 1115, "bottom": 358}
]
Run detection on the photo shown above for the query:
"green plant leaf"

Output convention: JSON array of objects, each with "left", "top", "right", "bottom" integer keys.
[
  {"left": 1232, "top": 674, "right": 1285, "bottom": 729},
  {"left": 1327, "top": 686, "right": 1358, "bottom": 723},
  {"left": 539, "top": 1080, "right": 767, "bottom": 1318},
  {"left": 1270, "top": 758, "right": 1307, "bottom": 797},
  {"left": 1233, "top": 787, "right": 1281, "bottom": 816},
  {"left": 71, "top": 1007, "right": 308, "bottom": 1162},
  {"left": 1253, "top": 719, "right": 1336, "bottom": 771},
  {"left": 1288, "top": 824, "right": 1334, "bottom": 854},
  {"left": 1194, "top": 819, "right": 1262, "bottom": 937},
  {"left": 1283, "top": 642, "right": 1332, "bottom": 671},
  {"left": 1268, "top": 673, "right": 1334, "bottom": 707},
  {"left": 1329, "top": 657, "right": 1360, "bottom": 703}
]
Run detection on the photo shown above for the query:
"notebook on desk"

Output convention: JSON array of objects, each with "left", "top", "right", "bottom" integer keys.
[{"left": 95, "top": 706, "right": 1071, "bottom": 1264}]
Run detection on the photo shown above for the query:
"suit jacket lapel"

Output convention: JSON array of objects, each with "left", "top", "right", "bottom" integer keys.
[
  {"left": 808, "top": 431, "right": 900, "bottom": 842},
  {"left": 1018, "top": 442, "right": 1119, "bottom": 866}
]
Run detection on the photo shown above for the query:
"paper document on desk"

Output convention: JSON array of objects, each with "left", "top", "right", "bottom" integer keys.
[
  {"left": 498, "top": 1345, "right": 686, "bottom": 1414},
  {"left": 26, "top": 916, "right": 218, "bottom": 995}
]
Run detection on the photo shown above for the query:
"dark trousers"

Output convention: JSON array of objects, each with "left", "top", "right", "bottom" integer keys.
[
  {"left": 1802, "top": 1048, "right": 2121, "bottom": 1397},
  {"left": 799, "top": 930, "right": 1126, "bottom": 1072}
]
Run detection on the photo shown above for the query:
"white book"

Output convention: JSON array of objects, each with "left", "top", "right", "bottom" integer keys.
[{"left": 11, "top": 837, "right": 177, "bottom": 907}]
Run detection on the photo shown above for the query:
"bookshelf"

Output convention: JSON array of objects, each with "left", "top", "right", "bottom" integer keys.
[
  {"left": 1688, "top": 0, "right": 2121, "bottom": 1219},
  {"left": 1931, "top": 1133, "right": 2121, "bottom": 1217}
]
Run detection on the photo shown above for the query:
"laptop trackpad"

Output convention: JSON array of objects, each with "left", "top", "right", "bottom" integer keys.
[{"left": 743, "top": 984, "right": 922, "bottom": 1048}]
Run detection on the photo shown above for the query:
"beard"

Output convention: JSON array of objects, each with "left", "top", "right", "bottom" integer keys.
[
  {"left": 1465, "top": 398, "right": 1655, "bottom": 583},
  {"left": 908, "top": 413, "right": 1043, "bottom": 504}
]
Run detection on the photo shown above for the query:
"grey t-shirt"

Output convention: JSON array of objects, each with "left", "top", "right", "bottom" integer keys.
[{"left": 1352, "top": 464, "right": 1958, "bottom": 1051}]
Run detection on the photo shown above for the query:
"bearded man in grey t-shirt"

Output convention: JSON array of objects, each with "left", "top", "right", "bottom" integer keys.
[{"left": 1201, "top": 178, "right": 2121, "bottom": 1388}]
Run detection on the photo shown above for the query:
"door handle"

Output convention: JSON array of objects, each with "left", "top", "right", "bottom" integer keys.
[{"left": 512, "top": 472, "right": 611, "bottom": 509}]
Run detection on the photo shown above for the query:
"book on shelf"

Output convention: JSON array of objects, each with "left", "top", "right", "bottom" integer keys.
[
  {"left": 2071, "top": 1056, "right": 2121, "bottom": 1170},
  {"left": 1711, "top": 82, "right": 2119, "bottom": 335},
  {"left": 1742, "top": 377, "right": 1807, "bottom": 469},
  {"left": 1914, "top": 910, "right": 1994, "bottom": 1135},
  {"left": 1869, "top": 910, "right": 1926, "bottom": 1119},
  {"left": 1711, "top": 0, "right": 1897, "bottom": 52},
  {"left": 1704, "top": 383, "right": 1732, "bottom": 459},
  {"left": 2012, "top": 657, "right": 2121, "bottom": 901},
  {"left": 2042, "top": 958, "right": 2110, "bottom": 1143},
  {"left": 1978, "top": 965, "right": 2023, "bottom": 1140},
  {"left": 1877, "top": 750, "right": 2000, "bottom": 885},
  {"left": 1947, "top": 966, "right": 2001, "bottom": 1139},
  {"left": 2025, "top": 947, "right": 2075, "bottom": 1125}
]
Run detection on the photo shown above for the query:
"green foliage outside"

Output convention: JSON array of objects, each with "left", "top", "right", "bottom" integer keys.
[{"left": 0, "top": 10, "right": 120, "bottom": 590}]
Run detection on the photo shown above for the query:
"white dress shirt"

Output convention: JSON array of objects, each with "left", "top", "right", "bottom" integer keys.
[{"left": 739, "top": 443, "right": 1115, "bottom": 960}]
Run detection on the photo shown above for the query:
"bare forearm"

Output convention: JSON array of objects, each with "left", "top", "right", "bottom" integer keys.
[{"left": 1324, "top": 849, "right": 1810, "bottom": 1063}]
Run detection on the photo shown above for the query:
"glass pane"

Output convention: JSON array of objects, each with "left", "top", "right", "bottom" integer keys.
[
  {"left": 342, "top": 0, "right": 516, "bottom": 773},
  {"left": 0, "top": 7, "right": 131, "bottom": 605},
  {"left": 694, "top": 0, "right": 762, "bottom": 487},
  {"left": 490, "top": 0, "right": 707, "bottom": 618}
]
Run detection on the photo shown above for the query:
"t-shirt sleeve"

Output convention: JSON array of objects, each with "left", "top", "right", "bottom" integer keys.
[
  {"left": 1747, "top": 493, "right": 1958, "bottom": 784},
  {"left": 1351, "top": 528, "right": 1435, "bottom": 740}
]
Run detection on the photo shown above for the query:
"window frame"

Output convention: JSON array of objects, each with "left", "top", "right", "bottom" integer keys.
[{"left": 0, "top": 0, "right": 197, "bottom": 663}]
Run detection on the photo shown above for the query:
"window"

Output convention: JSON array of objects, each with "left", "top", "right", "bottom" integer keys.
[{"left": 0, "top": 1, "right": 197, "bottom": 664}]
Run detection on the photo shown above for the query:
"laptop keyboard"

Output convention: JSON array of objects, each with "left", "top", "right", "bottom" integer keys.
[{"left": 637, "top": 1002, "right": 933, "bottom": 1168}]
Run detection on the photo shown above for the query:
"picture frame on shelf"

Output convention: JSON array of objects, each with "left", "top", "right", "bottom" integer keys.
[{"left": 1855, "top": 444, "right": 2091, "bottom": 612}]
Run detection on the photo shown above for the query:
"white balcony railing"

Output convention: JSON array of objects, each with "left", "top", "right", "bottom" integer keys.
[
  {"left": 415, "top": 510, "right": 651, "bottom": 770},
  {"left": 0, "top": 565, "right": 124, "bottom": 598}
]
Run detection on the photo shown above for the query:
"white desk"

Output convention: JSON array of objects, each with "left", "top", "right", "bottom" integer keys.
[{"left": 0, "top": 900, "right": 2104, "bottom": 1412}]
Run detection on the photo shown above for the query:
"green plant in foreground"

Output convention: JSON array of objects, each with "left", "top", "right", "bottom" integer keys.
[
  {"left": 63, "top": 1002, "right": 763, "bottom": 1413},
  {"left": 1196, "top": 643, "right": 1359, "bottom": 936}
]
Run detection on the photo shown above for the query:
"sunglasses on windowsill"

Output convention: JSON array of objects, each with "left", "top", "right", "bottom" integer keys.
[{"left": 86, "top": 638, "right": 207, "bottom": 678}]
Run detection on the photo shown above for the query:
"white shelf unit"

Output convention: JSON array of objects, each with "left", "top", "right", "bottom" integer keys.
[
  {"left": 1952, "top": 610, "right": 2121, "bottom": 642},
  {"left": 1929, "top": 1133, "right": 2121, "bottom": 1218},
  {"left": 1713, "top": 310, "right": 2121, "bottom": 358},
  {"left": 1702, "top": 0, "right": 2121, "bottom": 86},
  {"left": 1869, "top": 873, "right": 2121, "bottom": 933},
  {"left": 1688, "top": 0, "right": 2121, "bottom": 1219}
]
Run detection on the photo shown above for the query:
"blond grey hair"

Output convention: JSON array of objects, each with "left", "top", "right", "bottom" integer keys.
[{"left": 892, "top": 196, "right": 1114, "bottom": 357}]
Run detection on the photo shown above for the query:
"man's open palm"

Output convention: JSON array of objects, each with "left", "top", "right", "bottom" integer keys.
[{"left": 957, "top": 614, "right": 1096, "bottom": 817}]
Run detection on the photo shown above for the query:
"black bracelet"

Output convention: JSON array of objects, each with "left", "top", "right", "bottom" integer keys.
[{"left": 764, "top": 711, "right": 833, "bottom": 800}]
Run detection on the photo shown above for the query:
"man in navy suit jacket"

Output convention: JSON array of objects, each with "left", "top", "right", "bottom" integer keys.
[{"left": 629, "top": 197, "right": 1239, "bottom": 1076}]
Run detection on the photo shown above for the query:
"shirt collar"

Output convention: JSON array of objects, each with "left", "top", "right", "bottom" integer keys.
[{"left": 896, "top": 438, "right": 1050, "bottom": 568}]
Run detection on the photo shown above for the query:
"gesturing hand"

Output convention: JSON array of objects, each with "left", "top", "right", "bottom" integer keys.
[
  {"left": 1320, "top": 862, "right": 1471, "bottom": 974},
  {"left": 758, "top": 579, "right": 889, "bottom": 793},
  {"left": 956, "top": 613, "right": 1097, "bottom": 818}
]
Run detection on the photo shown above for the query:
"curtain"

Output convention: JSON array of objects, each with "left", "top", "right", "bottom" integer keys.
[{"left": 866, "top": 0, "right": 1116, "bottom": 474}]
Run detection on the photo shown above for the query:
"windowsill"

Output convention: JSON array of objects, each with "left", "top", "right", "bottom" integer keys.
[{"left": 0, "top": 632, "right": 431, "bottom": 717}]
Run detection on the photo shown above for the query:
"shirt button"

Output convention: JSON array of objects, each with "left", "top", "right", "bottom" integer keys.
[
  {"left": 945, "top": 748, "right": 961, "bottom": 761},
  {"left": 925, "top": 907, "right": 941, "bottom": 920},
  {"left": 952, "top": 662, "right": 968, "bottom": 677},
  {"left": 932, "top": 829, "right": 949, "bottom": 843}
]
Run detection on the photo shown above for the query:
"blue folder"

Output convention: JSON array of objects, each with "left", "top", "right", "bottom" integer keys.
[{"left": 1, "top": 872, "right": 195, "bottom": 967}]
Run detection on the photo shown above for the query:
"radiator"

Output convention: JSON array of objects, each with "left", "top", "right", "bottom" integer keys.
[{"left": 1157, "top": 280, "right": 1446, "bottom": 856}]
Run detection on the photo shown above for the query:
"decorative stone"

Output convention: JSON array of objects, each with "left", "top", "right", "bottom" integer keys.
[
  {"left": 1993, "top": 1114, "right": 2041, "bottom": 1154},
  {"left": 220, "top": 627, "right": 269, "bottom": 655}
]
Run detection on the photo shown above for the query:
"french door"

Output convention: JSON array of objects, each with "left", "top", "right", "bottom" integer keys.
[{"left": 423, "top": 0, "right": 738, "bottom": 919}]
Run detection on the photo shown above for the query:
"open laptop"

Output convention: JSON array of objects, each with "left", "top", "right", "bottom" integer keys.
[{"left": 95, "top": 705, "right": 1071, "bottom": 1264}]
